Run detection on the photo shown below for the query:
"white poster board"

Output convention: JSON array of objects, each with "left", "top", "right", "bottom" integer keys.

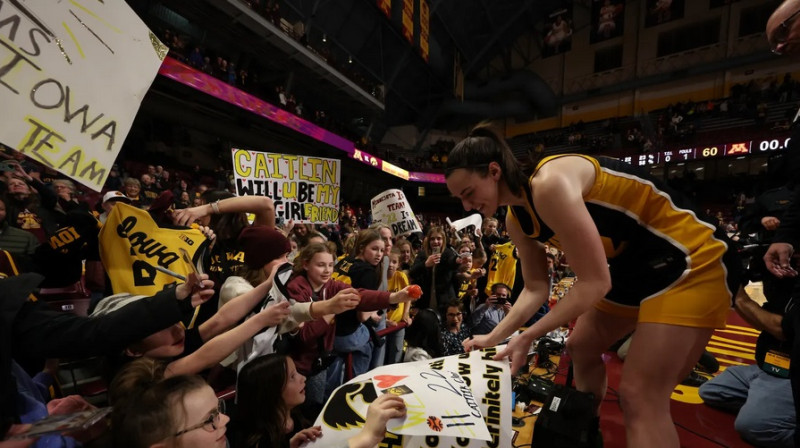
[
  {"left": 308, "top": 347, "right": 513, "bottom": 448},
  {"left": 232, "top": 148, "right": 341, "bottom": 224},
  {"left": 0, "top": 1, "right": 166, "bottom": 191},
  {"left": 371, "top": 189, "right": 422, "bottom": 237}
]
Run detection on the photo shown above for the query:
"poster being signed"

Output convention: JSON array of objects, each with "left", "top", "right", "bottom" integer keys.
[{"left": 308, "top": 348, "right": 512, "bottom": 448}]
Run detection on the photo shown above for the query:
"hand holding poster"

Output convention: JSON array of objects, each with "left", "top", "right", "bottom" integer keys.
[
  {"left": 0, "top": 1, "right": 166, "bottom": 191},
  {"left": 371, "top": 189, "right": 421, "bottom": 237},
  {"left": 447, "top": 213, "right": 483, "bottom": 237},
  {"left": 308, "top": 348, "right": 512, "bottom": 448},
  {"left": 232, "top": 148, "right": 341, "bottom": 224}
]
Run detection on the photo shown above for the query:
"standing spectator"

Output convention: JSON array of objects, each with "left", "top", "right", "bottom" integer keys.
[
  {"left": 98, "top": 191, "right": 132, "bottom": 225},
  {"left": 385, "top": 248, "right": 411, "bottom": 364}
]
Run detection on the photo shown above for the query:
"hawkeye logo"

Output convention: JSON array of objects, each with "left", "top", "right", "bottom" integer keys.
[{"left": 322, "top": 381, "right": 377, "bottom": 430}]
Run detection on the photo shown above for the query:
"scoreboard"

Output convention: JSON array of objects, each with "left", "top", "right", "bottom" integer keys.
[{"left": 619, "top": 137, "right": 792, "bottom": 167}]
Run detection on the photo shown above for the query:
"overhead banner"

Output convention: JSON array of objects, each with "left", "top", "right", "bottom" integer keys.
[
  {"left": 542, "top": 6, "right": 574, "bottom": 58},
  {"left": 402, "top": 0, "right": 414, "bottom": 43},
  {"left": 232, "top": 148, "right": 341, "bottom": 224},
  {"left": 378, "top": 0, "right": 392, "bottom": 19},
  {"left": 371, "top": 189, "right": 421, "bottom": 237},
  {"left": 308, "top": 348, "right": 513, "bottom": 448},
  {"left": 420, "top": 0, "right": 430, "bottom": 61},
  {"left": 645, "top": 0, "right": 685, "bottom": 28},
  {"left": 99, "top": 203, "right": 208, "bottom": 298},
  {"left": 0, "top": 1, "right": 166, "bottom": 192},
  {"left": 591, "top": 0, "right": 625, "bottom": 43}
]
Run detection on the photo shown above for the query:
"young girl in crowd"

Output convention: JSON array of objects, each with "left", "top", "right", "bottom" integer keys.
[
  {"left": 409, "top": 227, "right": 463, "bottom": 314},
  {"left": 403, "top": 309, "right": 444, "bottom": 362},
  {"left": 109, "top": 358, "right": 229, "bottom": 448},
  {"left": 236, "top": 353, "right": 407, "bottom": 448},
  {"left": 235, "top": 354, "right": 321, "bottom": 448},
  {"left": 394, "top": 238, "right": 415, "bottom": 272},
  {"left": 330, "top": 230, "right": 385, "bottom": 379},
  {"left": 286, "top": 243, "right": 416, "bottom": 412},
  {"left": 385, "top": 248, "right": 412, "bottom": 364}
]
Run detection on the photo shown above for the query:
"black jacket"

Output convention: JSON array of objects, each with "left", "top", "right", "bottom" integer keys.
[{"left": 1, "top": 274, "right": 191, "bottom": 436}]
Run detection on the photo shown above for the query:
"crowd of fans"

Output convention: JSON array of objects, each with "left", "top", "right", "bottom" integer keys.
[{"left": 0, "top": 134, "right": 583, "bottom": 448}]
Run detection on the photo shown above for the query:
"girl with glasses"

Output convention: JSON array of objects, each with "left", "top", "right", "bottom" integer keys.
[{"left": 109, "top": 358, "right": 229, "bottom": 448}]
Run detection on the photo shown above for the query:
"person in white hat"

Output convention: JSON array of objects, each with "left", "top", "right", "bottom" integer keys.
[{"left": 98, "top": 191, "right": 131, "bottom": 224}]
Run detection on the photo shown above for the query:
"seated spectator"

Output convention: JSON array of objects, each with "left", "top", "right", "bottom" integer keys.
[
  {"left": 237, "top": 354, "right": 406, "bottom": 448},
  {"left": 140, "top": 174, "right": 161, "bottom": 205},
  {"left": 109, "top": 359, "right": 229, "bottom": 448},
  {"left": 470, "top": 283, "right": 512, "bottom": 336},
  {"left": 98, "top": 190, "right": 131, "bottom": 224},
  {"left": 441, "top": 301, "right": 471, "bottom": 356},
  {"left": 403, "top": 309, "right": 444, "bottom": 362},
  {"left": 0, "top": 196, "right": 38, "bottom": 260},
  {"left": 123, "top": 177, "right": 144, "bottom": 208}
]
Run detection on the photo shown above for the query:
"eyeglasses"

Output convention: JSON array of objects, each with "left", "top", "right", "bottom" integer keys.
[
  {"left": 173, "top": 399, "right": 226, "bottom": 437},
  {"left": 771, "top": 8, "right": 800, "bottom": 55},
  {"left": 446, "top": 312, "right": 463, "bottom": 318}
]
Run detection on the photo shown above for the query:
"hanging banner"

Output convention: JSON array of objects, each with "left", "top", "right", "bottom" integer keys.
[
  {"left": 645, "top": 0, "right": 685, "bottom": 28},
  {"left": 420, "top": 0, "right": 430, "bottom": 61},
  {"left": 308, "top": 348, "right": 513, "bottom": 448},
  {"left": 542, "top": 6, "right": 574, "bottom": 58},
  {"left": 378, "top": 0, "right": 392, "bottom": 19},
  {"left": 232, "top": 148, "right": 341, "bottom": 224},
  {"left": 590, "top": 0, "right": 625, "bottom": 43},
  {"left": 402, "top": 0, "right": 414, "bottom": 43},
  {"left": 371, "top": 189, "right": 422, "bottom": 237},
  {"left": 0, "top": 1, "right": 166, "bottom": 192}
]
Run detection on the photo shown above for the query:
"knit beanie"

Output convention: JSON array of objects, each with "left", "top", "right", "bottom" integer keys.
[{"left": 237, "top": 225, "right": 291, "bottom": 269}]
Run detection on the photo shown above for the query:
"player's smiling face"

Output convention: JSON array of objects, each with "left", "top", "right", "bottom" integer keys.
[{"left": 446, "top": 168, "right": 500, "bottom": 217}]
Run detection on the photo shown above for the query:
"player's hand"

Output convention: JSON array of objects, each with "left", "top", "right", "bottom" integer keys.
[
  {"left": 494, "top": 333, "right": 533, "bottom": 375},
  {"left": 764, "top": 242, "right": 797, "bottom": 278}
]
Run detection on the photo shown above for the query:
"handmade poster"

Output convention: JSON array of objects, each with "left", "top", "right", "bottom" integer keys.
[
  {"left": 371, "top": 189, "right": 421, "bottom": 237},
  {"left": 232, "top": 148, "right": 341, "bottom": 224},
  {"left": 0, "top": 1, "right": 166, "bottom": 191},
  {"left": 308, "top": 347, "right": 512, "bottom": 448},
  {"left": 447, "top": 213, "right": 483, "bottom": 237}
]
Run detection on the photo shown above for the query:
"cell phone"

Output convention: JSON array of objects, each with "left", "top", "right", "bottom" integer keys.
[{"left": 5, "top": 408, "right": 112, "bottom": 440}]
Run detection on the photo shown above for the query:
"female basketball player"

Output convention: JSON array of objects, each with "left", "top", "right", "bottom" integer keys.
[{"left": 448, "top": 124, "right": 740, "bottom": 447}]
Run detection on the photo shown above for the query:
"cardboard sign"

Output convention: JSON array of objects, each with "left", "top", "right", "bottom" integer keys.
[
  {"left": 371, "top": 189, "right": 421, "bottom": 237},
  {"left": 232, "top": 148, "right": 341, "bottom": 224},
  {"left": 0, "top": 1, "right": 165, "bottom": 191},
  {"left": 309, "top": 347, "right": 512, "bottom": 448}
]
